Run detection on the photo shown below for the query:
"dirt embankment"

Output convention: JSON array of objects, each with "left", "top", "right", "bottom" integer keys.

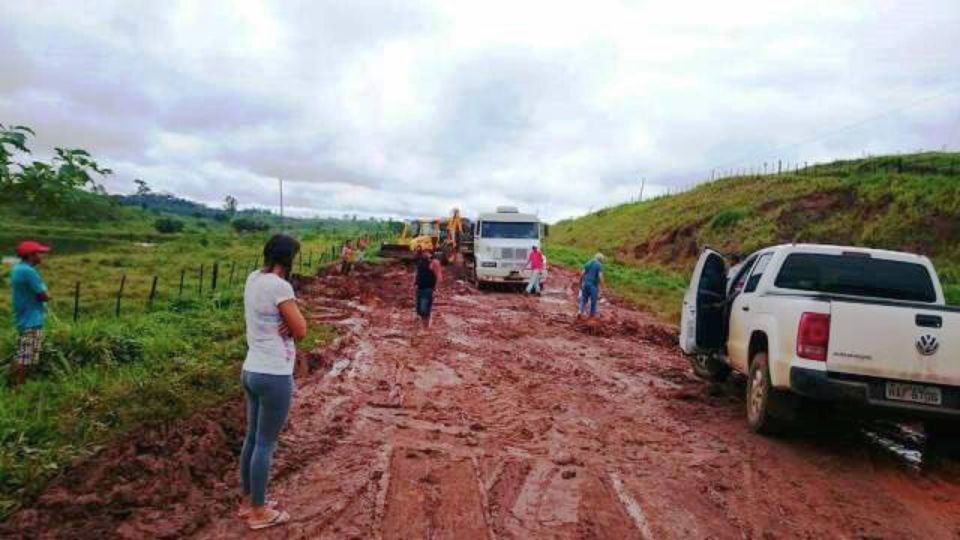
[{"left": 7, "top": 262, "right": 960, "bottom": 539}]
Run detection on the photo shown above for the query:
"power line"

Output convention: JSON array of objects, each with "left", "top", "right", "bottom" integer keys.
[{"left": 706, "top": 83, "right": 960, "bottom": 174}]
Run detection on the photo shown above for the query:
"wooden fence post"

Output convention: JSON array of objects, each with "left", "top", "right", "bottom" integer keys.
[
  {"left": 211, "top": 262, "right": 219, "bottom": 291},
  {"left": 199, "top": 264, "right": 204, "bottom": 296},
  {"left": 178, "top": 269, "right": 186, "bottom": 298},
  {"left": 73, "top": 281, "right": 81, "bottom": 322},
  {"left": 148, "top": 275, "right": 159, "bottom": 309},
  {"left": 115, "top": 274, "right": 127, "bottom": 318}
]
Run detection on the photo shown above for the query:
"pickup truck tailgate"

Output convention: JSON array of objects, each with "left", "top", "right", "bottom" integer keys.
[{"left": 828, "top": 302, "right": 960, "bottom": 386}]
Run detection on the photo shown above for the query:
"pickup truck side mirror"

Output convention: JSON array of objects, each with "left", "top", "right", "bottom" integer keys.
[{"left": 543, "top": 224, "right": 550, "bottom": 237}]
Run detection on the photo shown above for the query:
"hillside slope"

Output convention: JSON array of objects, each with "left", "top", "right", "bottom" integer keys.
[{"left": 551, "top": 152, "right": 960, "bottom": 315}]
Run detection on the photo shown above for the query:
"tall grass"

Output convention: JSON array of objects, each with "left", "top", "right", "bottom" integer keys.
[{"left": 0, "top": 300, "right": 243, "bottom": 515}]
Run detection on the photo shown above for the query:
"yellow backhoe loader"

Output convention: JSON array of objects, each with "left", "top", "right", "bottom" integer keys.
[{"left": 378, "top": 209, "right": 472, "bottom": 264}]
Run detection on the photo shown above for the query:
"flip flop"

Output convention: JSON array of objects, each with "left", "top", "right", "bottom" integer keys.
[
  {"left": 248, "top": 509, "right": 290, "bottom": 531},
  {"left": 236, "top": 499, "right": 278, "bottom": 519}
]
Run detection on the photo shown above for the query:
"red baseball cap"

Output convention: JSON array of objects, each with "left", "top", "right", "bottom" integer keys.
[{"left": 16, "top": 241, "right": 51, "bottom": 257}]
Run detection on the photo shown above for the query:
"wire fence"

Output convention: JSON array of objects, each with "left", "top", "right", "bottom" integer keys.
[
  {"left": 60, "top": 231, "right": 394, "bottom": 323},
  {"left": 609, "top": 150, "right": 960, "bottom": 210}
]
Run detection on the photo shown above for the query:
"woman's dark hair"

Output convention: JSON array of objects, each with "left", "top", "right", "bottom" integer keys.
[{"left": 263, "top": 234, "right": 301, "bottom": 278}]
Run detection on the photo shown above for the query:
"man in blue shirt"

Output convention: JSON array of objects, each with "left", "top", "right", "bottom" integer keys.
[
  {"left": 578, "top": 253, "right": 605, "bottom": 319},
  {"left": 10, "top": 241, "right": 51, "bottom": 385}
]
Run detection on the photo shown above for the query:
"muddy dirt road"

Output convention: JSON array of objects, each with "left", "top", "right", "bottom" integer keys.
[{"left": 10, "top": 262, "right": 960, "bottom": 538}]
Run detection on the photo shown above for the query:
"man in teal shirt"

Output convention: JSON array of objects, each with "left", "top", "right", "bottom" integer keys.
[{"left": 10, "top": 241, "right": 51, "bottom": 385}]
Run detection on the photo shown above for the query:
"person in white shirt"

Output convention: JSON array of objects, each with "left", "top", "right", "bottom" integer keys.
[{"left": 237, "top": 234, "right": 307, "bottom": 530}]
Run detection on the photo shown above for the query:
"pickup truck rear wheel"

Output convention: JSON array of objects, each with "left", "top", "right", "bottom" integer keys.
[
  {"left": 746, "top": 352, "right": 794, "bottom": 435},
  {"left": 690, "top": 353, "right": 731, "bottom": 382}
]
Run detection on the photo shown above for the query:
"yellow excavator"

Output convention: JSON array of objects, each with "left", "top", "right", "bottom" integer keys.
[{"left": 379, "top": 208, "right": 471, "bottom": 264}]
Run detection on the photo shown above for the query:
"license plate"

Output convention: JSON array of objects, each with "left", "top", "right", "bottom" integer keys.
[{"left": 885, "top": 382, "right": 942, "bottom": 406}]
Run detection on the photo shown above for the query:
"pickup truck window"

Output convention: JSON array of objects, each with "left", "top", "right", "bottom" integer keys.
[
  {"left": 744, "top": 253, "right": 772, "bottom": 293},
  {"left": 728, "top": 255, "right": 756, "bottom": 295},
  {"left": 774, "top": 253, "right": 937, "bottom": 302}
]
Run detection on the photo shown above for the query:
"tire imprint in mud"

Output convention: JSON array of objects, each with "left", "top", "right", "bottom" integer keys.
[{"left": 7, "top": 262, "right": 960, "bottom": 539}]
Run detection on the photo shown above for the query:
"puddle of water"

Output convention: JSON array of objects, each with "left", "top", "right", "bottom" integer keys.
[
  {"left": 413, "top": 361, "right": 462, "bottom": 390},
  {"left": 327, "top": 359, "right": 351, "bottom": 379},
  {"left": 862, "top": 427, "right": 924, "bottom": 468}
]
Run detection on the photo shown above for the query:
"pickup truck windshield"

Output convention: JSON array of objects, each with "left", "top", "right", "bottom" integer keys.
[
  {"left": 480, "top": 222, "right": 539, "bottom": 239},
  {"left": 775, "top": 253, "right": 937, "bottom": 302}
]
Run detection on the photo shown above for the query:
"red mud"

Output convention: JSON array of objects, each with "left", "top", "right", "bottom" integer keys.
[{"left": 7, "top": 263, "right": 960, "bottom": 538}]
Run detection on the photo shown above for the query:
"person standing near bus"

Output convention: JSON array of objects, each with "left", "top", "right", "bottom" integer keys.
[
  {"left": 10, "top": 241, "right": 51, "bottom": 386},
  {"left": 525, "top": 246, "right": 545, "bottom": 296}
]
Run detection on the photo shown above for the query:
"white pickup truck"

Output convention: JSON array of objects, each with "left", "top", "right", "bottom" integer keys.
[{"left": 679, "top": 244, "right": 960, "bottom": 451}]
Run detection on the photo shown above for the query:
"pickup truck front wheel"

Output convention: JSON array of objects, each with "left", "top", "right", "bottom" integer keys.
[
  {"left": 746, "top": 352, "right": 795, "bottom": 435},
  {"left": 690, "top": 353, "right": 731, "bottom": 382}
]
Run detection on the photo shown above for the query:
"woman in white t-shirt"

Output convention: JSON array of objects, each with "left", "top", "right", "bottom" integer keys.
[{"left": 237, "top": 234, "right": 307, "bottom": 530}]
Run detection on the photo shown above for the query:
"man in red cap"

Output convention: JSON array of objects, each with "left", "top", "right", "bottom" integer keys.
[{"left": 10, "top": 241, "right": 51, "bottom": 385}]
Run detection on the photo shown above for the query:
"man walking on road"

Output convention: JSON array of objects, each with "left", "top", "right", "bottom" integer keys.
[
  {"left": 414, "top": 248, "right": 442, "bottom": 328},
  {"left": 10, "top": 241, "right": 51, "bottom": 386},
  {"left": 525, "top": 246, "right": 545, "bottom": 295},
  {"left": 578, "top": 253, "right": 605, "bottom": 319}
]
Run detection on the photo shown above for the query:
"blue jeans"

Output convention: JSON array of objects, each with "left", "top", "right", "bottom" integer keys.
[
  {"left": 416, "top": 288, "right": 434, "bottom": 319},
  {"left": 240, "top": 371, "right": 293, "bottom": 506},
  {"left": 579, "top": 283, "right": 599, "bottom": 316},
  {"left": 526, "top": 270, "right": 543, "bottom": 294}
]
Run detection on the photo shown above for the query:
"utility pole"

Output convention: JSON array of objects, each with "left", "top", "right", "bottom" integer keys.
[
  {"left": 278, "top": 177, "right": 284, "bottom": 231},
  {"left": 639, "top": 177, "right": 646, "bottom": 202}
]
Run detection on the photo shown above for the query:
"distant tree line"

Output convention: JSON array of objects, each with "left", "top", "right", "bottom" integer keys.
[{"left": 1, "top": 123, "right": 400, "bottom": 236}]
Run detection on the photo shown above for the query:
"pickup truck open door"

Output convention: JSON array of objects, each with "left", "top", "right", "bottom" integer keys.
[{"left": 680, "top": 248, "right": 727, "bottom": 355}]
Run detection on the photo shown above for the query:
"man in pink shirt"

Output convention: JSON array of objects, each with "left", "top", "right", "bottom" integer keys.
[{"left": 525, "top": 246, "right": 545, "bottom": 295}]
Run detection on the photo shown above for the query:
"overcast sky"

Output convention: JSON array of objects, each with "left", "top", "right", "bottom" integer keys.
[{"left": 1, "top": 1, "right": 958, "bottom": 222}]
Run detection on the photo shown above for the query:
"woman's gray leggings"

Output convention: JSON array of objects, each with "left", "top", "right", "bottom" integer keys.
[{"left": 240, "top": 370, "right": 293, "bottom": 506}]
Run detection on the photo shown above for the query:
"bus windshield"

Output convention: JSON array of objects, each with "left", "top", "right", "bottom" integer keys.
[{"left": 481, "top": 221, "right": 539, "bottom": 239}]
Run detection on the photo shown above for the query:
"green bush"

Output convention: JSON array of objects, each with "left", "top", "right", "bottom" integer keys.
[
  {"left": 709, "top": 208, "right": 747, "bottom": 229},
  {"left": 231, "top": 217, "right": 270, "bottom": 233},
  {"left": 153, "top": 217, "right": 185, "bottom": 234}
]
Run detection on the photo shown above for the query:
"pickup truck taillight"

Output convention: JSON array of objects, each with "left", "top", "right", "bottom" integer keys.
[{"left": 797, "top": 312, "right": 830, "bottom": 361}]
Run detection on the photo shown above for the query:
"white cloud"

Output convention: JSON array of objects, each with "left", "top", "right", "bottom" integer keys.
[{"left": 1, "top": 0, "right": 958, "bottom": 222}]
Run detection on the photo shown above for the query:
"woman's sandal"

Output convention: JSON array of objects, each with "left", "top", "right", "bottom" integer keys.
[
  {"left": 248, "top": 509, "right": 290, "bottom": 530},
  {"left": 236, "top": 499, "right": 278, "bottom": 519}
]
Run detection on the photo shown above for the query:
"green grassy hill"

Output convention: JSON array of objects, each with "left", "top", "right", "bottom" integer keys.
[{"left": 550, "top": 152, "right": 960, "bottom": 319}]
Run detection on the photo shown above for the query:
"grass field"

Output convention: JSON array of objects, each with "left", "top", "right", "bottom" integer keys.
[
  {"left": 551, "top": 152, "right": 960, "bottom": 320},
  {"left": 0, "top": 223, "right": 378, "bottom": 517},
  {"left": 0, "top": 230, "right": 359, "bottom": 327}
]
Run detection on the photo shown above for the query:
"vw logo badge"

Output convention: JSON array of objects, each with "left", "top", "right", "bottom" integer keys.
[{"left": 916, "top": 334, "right": 939, "bottom": 356}]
